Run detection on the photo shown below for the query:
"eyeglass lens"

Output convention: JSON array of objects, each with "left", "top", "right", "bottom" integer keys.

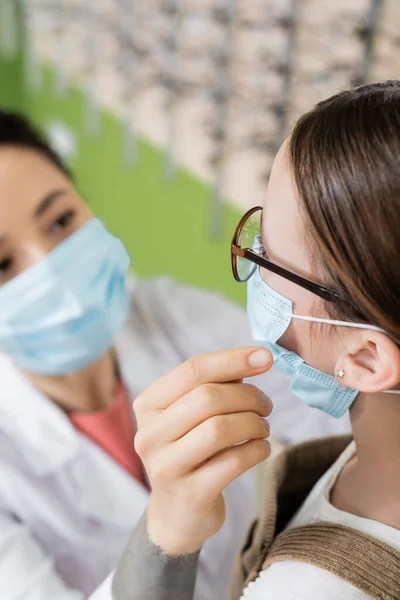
[{"left": 236, "top": 209, "right": 263, "bottom": 281}]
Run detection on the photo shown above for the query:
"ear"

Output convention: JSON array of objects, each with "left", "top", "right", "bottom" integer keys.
[{"left": 334, "top": 330, "right": 400, "bottom": 393}]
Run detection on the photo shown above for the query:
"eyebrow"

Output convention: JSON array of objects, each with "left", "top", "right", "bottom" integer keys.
[
  {"left": 0, "top": 189, "right": 69, "bottom": 245},
  {"left": 33, "top": 189, "right": 68, "bottom": 218}
]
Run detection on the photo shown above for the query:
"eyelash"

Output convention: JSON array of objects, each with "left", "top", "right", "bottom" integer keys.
[
  {"left": 254, "top": 234, "right": 268, "bottom": 259},
  {"left": 49, "top": 209, "right": 76, "bottom": 233},
  {"left": 0, "top": 258, "right": 12, "bottom": 276}
]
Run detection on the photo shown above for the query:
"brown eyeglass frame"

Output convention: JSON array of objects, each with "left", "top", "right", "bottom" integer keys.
[{"left": 231, "top": 206, "right": 344, "bottom": 303}]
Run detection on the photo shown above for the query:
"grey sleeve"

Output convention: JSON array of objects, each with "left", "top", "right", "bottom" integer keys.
[{"left": 112, "top": 511, "right": 200, "bottom": 600}]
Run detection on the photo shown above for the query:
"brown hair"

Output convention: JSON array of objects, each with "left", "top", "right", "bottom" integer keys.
[{"left": 289, "top": 80, "right": 400, "bottom": 341}]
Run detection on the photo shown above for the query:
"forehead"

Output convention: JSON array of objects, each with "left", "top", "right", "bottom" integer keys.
[
  {"left": 262, "top": 141, "right": 312, "bottom": 278},
  {"left": 0, "top": 147, "right": 69, "bottom": 223},
  {"left": 0, "top": 147, "right": 66, "bottom": 191}
]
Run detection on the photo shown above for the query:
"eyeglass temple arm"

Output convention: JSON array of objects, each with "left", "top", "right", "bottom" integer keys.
[{"left": 240, "top": 248, "right": 342, "bottom": 303}]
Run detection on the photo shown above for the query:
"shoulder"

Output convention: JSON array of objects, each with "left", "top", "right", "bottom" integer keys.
[
  {"left": 132, "top": 276, "right": 244, "bottom": 318},
  {"left": 130, "top": 276, "right": 252, "bottom": 352},
  {"left": 117, "top": 277, "right": 252, "bottom": 391},
  {"left": 241, "top": 562, "right": 371, "bottom": 599}
]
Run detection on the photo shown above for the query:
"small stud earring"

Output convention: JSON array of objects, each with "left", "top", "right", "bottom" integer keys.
[{"left": 337, "top": 369, "right": 345, "bottom": 379}]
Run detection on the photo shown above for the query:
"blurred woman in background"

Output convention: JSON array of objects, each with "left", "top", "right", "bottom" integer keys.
[{"left": 0, "top": 112, "right": 347, "bottom": 600}]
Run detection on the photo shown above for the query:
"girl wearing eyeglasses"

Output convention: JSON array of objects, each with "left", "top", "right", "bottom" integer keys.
[{"left": 113, "top": 80, "right": 400, "bottom": 600}]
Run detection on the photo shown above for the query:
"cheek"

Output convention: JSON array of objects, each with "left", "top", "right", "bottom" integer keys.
[
  {"left": 279, "top": 318, "right": 311, "bottom": 358},
  {"left": 75, "top": 209, "right": 92, "bottom": 230},
  {"left": 279, "top": 319, "right": 343, "bottom": 376},
  {"left": 259, "top": 264, "right": 343, "bottom": 374},
  {"left": 263, "top": 270, "right": 341, "bottom": 375}
]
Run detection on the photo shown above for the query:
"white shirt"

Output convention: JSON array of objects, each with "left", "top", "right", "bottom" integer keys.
[
  {"left": 240, "top": 442, "right": 400, "bottom": 600},
  {"left": 0, "top": 277, "right": 350, "bottom": 600}
]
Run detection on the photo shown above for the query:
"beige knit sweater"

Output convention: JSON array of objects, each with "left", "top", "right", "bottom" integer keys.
[{"left": 228, "top": 435, "right": 400, "bottom": 600}]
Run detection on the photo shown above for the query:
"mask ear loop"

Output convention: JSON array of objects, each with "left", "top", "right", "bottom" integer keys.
[
  {"left": 285, "top": 312, "right": 386, "bottom": 334},
  {"left": 285, "top": 312, "right": 400, "bottom": 395}
]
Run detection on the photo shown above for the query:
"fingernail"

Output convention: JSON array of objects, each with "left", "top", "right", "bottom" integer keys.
[
  {"left": 248, "top": 349, "right": 271, "bottom": 368},
  {"left": 260, "top": 417, "right": 270, "bottom": 435},
  {"left": 263, "top": 439, "right": 271, "bottom": 452},
  {"left": 260, "top": 391, "right": 273, "bottom": 412}
]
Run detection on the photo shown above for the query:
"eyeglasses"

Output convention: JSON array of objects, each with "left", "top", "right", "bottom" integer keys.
[{"left": 231, "top": 206, "right": 344, "bottom": 303}]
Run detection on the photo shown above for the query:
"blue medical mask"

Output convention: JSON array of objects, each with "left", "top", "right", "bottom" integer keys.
[
  {"left": 247, "top": 267, "right": 379, "bottom": 418},
  {"left": 0, "top": 217, "right": 130, "bottom": 375}
]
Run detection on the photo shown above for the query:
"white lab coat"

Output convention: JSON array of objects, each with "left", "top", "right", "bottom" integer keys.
[{"left": 0, "top": 277, "right": 351, "bottom": 600}]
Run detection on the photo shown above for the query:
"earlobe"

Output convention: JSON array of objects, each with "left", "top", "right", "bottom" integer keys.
[{"left": 335, "top": 331, "right": 400, "bottom": 393}]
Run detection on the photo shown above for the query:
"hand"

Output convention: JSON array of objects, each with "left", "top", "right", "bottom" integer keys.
[{"left": 133, "top": 347, "right": 273, "bottom": 555}]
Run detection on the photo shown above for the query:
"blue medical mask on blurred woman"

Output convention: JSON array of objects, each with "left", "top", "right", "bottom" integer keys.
[{"left": 0, "top": 218, "right": 130, "bottom": 375}]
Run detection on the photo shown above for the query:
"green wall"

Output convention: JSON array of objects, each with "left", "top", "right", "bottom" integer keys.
[
  {"left": 0, "top": 51, "right": 23, "bottom": 112},
  {"left": 0, "top": 53, "right": 246, "bottom": 306}
]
